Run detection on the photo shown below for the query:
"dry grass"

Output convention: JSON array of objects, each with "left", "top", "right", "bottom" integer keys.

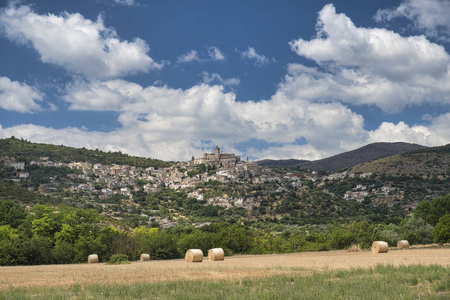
[{"left": 0, "top": 248, "right": 449, "bottom": 290}]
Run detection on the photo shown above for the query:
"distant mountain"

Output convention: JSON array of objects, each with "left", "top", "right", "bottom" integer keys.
[
  {"left": 257, "top": 142, "right": 427, "bottom": 171},
  {"left": 256, "top": 158, "right": 310, "bottom": 168}
]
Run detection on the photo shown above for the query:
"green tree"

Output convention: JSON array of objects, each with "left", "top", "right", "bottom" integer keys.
[
  {"left": 0, "top": 199, "right": 27, "bottom": 228},
  {"left": 326, "top": 224, "right": 352, "bottom": 250},
  {"left": 52, "top": 240, "right": 76, "bottom": 264},
  {"left": 414, "top": 195, "right": 450, "bottom": 226},
  {"left": 177, "top": 230, "right": 214, "bottom": 256},
  {"left": 74, "top": 235, "right": 104, "bottom": 263},
  {"left": 144, "top": 231, "right": 179, "bottom": 260},
  {"left": 433, "top": 214, "right": 450, "bottom": 243},
  {"left": 109, "top": 231, "right": 140, "bottom": 261},
  {"left": 216, "top": 224, "right": 253, "bottom": 255},
  {"left": 373, "top": 223, "right": 402, "bottom": 246},
  {"left": 400, "top": 216, "right": 433, "bottom": 245}
]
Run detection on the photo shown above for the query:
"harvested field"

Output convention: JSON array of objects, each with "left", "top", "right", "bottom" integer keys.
[{"left": 1, "top": 247, "right": 449, "bottom": 290}]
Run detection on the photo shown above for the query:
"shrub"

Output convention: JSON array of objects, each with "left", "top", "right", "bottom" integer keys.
[
  {"left": 433, "top": 214, "right": 450, "bottom": 243},
  {"left": 107, "top": 254, "right": 129, "bottom": 265}
]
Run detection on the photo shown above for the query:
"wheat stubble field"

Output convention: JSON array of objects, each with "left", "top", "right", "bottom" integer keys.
[{"left": 1, "top": 248, "right": 449, "bottom": 290}]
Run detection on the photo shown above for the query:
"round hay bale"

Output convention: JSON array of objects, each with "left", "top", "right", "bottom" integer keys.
[
  {"left": 397, "top": 240, "right": 410, "bottom": 249},
  {"left": 185, "top": 249, "right": 203, "bottom": 262},
  {"left": 372, "top": 241, "right": 388, "bottom": 254},
  {"left": 140, "top": 254, "right": 150, "bottom": 261},
  {"left": 88, "top": 254, "right": 99, "bottom": 263},
  {"left": 208, "top": 248, "right": 225, "bottom": 261}
]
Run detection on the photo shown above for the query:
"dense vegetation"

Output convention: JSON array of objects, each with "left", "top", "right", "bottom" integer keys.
[
  {"left": 0, "top": 137, "right": 172, "bottom": 168},
  {"left": 323, "top": 173, "right": 450, "bottom": 204},
  {"left": 1, "top": 194, "right": 449, "bottom": 266}
]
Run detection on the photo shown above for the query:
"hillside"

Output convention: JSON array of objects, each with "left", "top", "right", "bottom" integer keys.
[
  {"left": 322, "top": 143, "right": 450, "bottom": 205},
  {"left": 0, "top": 138, "right": 448, "bottom": 228},
  {"left": 348, "top": 143, "right": 450, "bottom": 177},
  {"left": 0, "top": 137, "right": 172, "bottom": 168},
  {"left": 257, "top": 142, "right": 426, "bottom": 171}
]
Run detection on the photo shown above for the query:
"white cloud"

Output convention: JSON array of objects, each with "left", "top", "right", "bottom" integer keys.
[
  {"left": 207, "top": 46, "right": 225, "bottom": 61},
  {"left": 113, "top": 0, "right": 138, "bottom": 6},
  {"left": 374, "top": 0, "right": 450, "bottom": 39},
  {"left": 0, "top": 76, "right": 43, "bottom": 113},
  {"left": 369, "top": 116, "right": 450, "bottom": 146},
  {"left": 288, "top": 4, "right": 450, "bottom": 113},
  {"left": 64, "top": 79, "right": 143, "bottom": 111},
  {"left": 3, "top": 74, "right": 450, "bottom": 161},
  {"left": 0, "top": 4, "right": 161, "bottom": 78},
  {"left": 201, "top": 72, "right": 240, "bottom": 87},
  {"left": 240, "top": 47, "right": 270, "bottom": 66},
  {"left": 59, "top": 78, "right": 369, "bottom": 160},
  {"left": 177, "top": 50, "right": 199, "bottom": 63},
  {"left": 2, "top": 3, "right": 450, "bottom": 162},
  {"left": 177, "top": 47, "right": 225, "bottom": 63}
]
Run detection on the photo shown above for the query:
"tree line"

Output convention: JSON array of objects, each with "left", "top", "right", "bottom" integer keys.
[{"left": 1, "top": 194, "right": 449, "bottom": 266}]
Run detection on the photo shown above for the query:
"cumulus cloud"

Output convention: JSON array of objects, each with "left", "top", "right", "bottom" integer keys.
[
  {"left": 58, "top": 77, "right": 370, "bottom": 160},
  {"left": 240, "top": 47, "right": 270, "bottom": 66},
  {"left": 368, "top": 115, "right": 450, "bottom": 146},
  {"left": 3, "top": 73, "right": 450, "bottom": 161},
  {"left": 288, "top": 4, "right": 450, "bottom": 113},
  {"left": 0, "top": 3, "right": 161, "bottom": 78},
  {"left": 374, "top": 0, "right": 450, "bottom": 39},
  {"left": 2, "top": 3, "right": 450, "bottom": 161},
  {"left": 177, "top": 50, "right": 200, "bottom": 63},
  {"left": 64, "top": 79, "right": 143, "bottom": 111},
  {"left": 0, "top": 76, "right": 43, "bottom": 113}
]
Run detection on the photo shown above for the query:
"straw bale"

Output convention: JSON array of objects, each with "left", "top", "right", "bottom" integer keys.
[
  {"left": 372, "top": 241, "right": 388, "bottom": 254},
  {"left": 347, "top": 244, "right": 362, "bottom": 252},
  {"left": 185, "top": 249, "right": 203, "bottom": 262},
  {"left": 140, "top": 254, "right": 150, "bottom": 261},
  {"left": 397, "top": 240, "right": 410, "bottom": 248},
  {"left": 88, "top": 254, "right": 99, "bottom": 263},
  {"left": 208, "top": 248, "right": 225, "bottom": 261}
]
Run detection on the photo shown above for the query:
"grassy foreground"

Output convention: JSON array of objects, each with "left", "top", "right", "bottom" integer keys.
[{"left": 0, "top": 264, "right": 448, "bottom": 300}]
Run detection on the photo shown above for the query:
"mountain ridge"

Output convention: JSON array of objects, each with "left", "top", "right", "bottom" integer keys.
[{"left": 257, "top": 142, "right": 427, "bottom": 171}]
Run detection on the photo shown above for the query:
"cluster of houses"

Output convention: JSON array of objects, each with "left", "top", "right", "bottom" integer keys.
[
  {"left": 343, "top": 184, "right": 399, "bottom": 202},
  {"left": 2, "top": 148, "right": 304, "bottom": 212},
  {"left": 3, "top": 147, "right": 404, "bottom": 222}
]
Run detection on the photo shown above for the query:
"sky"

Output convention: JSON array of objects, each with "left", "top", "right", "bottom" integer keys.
[{"left": 0, "top": 0, "right": 450, "bottom": 162}]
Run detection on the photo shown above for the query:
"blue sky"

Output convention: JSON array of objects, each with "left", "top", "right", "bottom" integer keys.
[{"left": 1, "top": 0, "right": 450, "bottom": 161}]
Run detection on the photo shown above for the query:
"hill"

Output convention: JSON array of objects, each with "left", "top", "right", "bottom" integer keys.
[
  {"left": 257, "top": 142, "right": 426, "bottom": 171},
  {"left": 0, "top": 138, "right": 448, "bottom": 228},
  {"left": 0, "top": 137, "right": 172, "bottom": 168},
  {"left": 348, "top": 143, "right": 450, "bottom": 176},
  {"left": 322, "top": 143, "right": 450, "bottom": 205}
]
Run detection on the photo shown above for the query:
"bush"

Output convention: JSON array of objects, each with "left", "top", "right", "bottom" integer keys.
[
  {"left": 400, "top": 216, "right": 433, "bottom": 245},
  {"left": 433, "top": 214, "right": 450, "bottom": 243},
  {"left": 107, "top": 254, "right": 129, "bottom": 265}
]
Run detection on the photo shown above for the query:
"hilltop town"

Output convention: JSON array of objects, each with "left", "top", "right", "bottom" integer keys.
[{"left": 4, "top": 144, "right": 434, "bottom": 228}]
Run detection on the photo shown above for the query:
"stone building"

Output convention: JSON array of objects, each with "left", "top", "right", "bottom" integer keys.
[{"left": 189, "top": 146, "right": 240, "bottom": 166}]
